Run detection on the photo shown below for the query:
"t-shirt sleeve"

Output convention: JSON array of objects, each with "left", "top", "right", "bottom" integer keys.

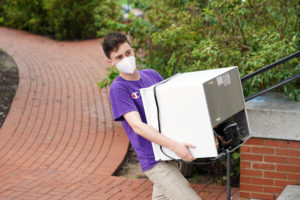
[
  {"left": 109, "top": 84, "right": 137, "bottom": 121},
  {"left": 150, "top": 69, "right": 164, "bottom": 82}
]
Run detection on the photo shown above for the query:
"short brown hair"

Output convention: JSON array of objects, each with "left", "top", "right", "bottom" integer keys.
[{"left": 102, "top": 32, "right": 131, "bottom": 59}]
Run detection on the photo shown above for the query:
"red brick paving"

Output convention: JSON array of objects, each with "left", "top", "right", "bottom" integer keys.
[{"left": 0, "top": 27, "right": 239, "bottom": 200}]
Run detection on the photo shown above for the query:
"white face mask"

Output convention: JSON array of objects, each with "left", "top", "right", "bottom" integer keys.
[{"left": 116, "top": 56, "right": 136, "bottom": 74}]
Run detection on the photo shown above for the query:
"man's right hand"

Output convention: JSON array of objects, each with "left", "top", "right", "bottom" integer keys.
[{"left": 172, "top": 141, "right": 196, "bottom": 162}]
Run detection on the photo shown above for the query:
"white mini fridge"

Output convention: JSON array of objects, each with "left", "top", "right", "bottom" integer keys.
[{"left": 140, "top": 66, "right": 251, "bottom": 161}]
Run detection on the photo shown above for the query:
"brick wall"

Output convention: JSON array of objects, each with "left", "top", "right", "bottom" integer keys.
[{"left": 240, "top": 137, "right": 300, "bottom": 200}]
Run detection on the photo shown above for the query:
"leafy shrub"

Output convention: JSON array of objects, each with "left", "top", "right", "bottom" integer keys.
[
  {"left": 97, "top": 66, "right": 119, "bottom": 88},
  {"left": 0, "top": 0, "right": 123, "bottom": 40},
  {"left": 0, "top": 0, "right": 46, "bottom": 34},
  {"left": 43, "top": 0, "right": 100, "bottom": 40},
  {"left": 94, "top": 0, "right": 124, "bottom": 38},
  {"left": 101, "top": 0, "right": 299, "bottom": 100}
]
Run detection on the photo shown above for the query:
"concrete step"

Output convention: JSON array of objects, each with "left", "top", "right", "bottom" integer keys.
[{"left": 278, "top": 185, "right": 300, "bottom": 200}]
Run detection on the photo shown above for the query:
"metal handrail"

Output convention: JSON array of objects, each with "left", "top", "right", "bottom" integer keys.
[
  {"left": 245, "top": 73, "right": 300, "bottom": 102},
  {"left": 241, "top": 51, "right": 300, "bottom": 82},
  {"left": 241, "top": 51, "right": 300, "bottom": 101}
]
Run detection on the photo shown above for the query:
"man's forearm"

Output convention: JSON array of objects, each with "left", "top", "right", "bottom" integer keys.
[
  {"left": 133, "top": 121, "right": 177, "bottom": 150},
  {"left": 124, "top": 111, "right": 195, "bottom": 161}
]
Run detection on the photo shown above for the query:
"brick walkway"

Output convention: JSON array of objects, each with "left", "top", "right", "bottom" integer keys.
[{"left": 0, "top": 27, "right": 239, "bottom": 200}]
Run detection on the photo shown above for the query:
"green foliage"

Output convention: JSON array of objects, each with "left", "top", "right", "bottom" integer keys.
[
  {"left": 94, "top": 0, "right": 124, "bottom": 38},
  {"left": 97, "top": 66, "right": 119, "bottom": 89},
  {"left": 43, "top": 0, "right": 100, "bottom": 40},
  {"left": 0, "top": 0, "right": 122, "bottom": 40},
  {"left": 0, "top": 0, "right": 46, "bottom": 33},
  {"left": 222, "top": 151, "right": 240, "bottom": 185},
  {"left": 121, "top": 0, "right": 299, "bottom": 100}
]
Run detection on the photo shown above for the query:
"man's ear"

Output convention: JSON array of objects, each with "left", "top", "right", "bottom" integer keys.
[{"left": 107, "top": 59, "right": 113, "bottom": 65}]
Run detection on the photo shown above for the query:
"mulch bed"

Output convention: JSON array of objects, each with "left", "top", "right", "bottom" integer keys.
[{"left": 0, "top": 50, "right": 19, "bottom": 128}]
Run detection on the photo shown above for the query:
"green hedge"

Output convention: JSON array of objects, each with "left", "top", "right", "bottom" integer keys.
[
  {"left": 1, "top": 0, "right": 298, "bottom": 99},
  {"left": 124, "top": 0, "right": 299, "bottom": 100},
  {"left": 0, "top": 0, "right": 122, "bottom": 40}
]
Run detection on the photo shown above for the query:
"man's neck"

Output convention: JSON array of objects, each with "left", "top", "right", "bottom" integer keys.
[{"left": 120, "top": 70, "right": 140, "bottom": 81}]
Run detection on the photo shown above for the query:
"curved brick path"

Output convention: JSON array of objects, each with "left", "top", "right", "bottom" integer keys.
[{"left": 0, "top": 27, "right": 239, "bottom": 200}]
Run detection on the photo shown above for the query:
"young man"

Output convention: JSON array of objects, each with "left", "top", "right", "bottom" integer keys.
[{"left": 103, "top": 32, "right": 202, "bottom": 200}]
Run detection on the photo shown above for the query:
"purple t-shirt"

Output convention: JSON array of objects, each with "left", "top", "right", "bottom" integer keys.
[{"left": 109, "top": 69, "right": 164, "bottom": 171}]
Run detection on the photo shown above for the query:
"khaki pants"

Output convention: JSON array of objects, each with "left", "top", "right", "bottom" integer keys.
[{"left": 144, "top": 162, "right": 202, "bottom": 200}]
